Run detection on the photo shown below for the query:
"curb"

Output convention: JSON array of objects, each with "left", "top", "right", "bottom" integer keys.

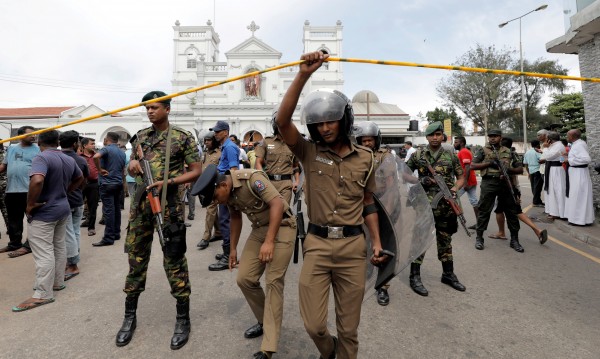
[{"left": 553, "top": 219, "right": 600, "bottom": 249}]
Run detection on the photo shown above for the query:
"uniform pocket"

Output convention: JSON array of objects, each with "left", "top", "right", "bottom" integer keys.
[{"left": 309, "top": 164, "right": 334, "bottom": 192}]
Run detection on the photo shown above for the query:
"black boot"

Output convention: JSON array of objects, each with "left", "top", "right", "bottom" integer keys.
[
  {"left": 171, "top": 301, "right": 191, "bottom": 350},
  {"left": 441, "top": 261, "right": 466, "bottom": 291},
  {"left": 475, "top": 231, "right": 484, "bottom": 250},
  {"left": 510, "top": 236, "right": 524, "bottom": 253},
  {"left": 209, "top": 245, "right": 230, "bottom": 271},
  {"left": 116, "top": 296, "right": 138, "bottom": 347},
  {"left": 409, "top": 263, "right": 428, "bottom": 296}
]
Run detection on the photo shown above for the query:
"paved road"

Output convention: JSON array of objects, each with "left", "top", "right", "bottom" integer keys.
[{"left": 1, "top": 176, "right": 599, "bottom": 358}]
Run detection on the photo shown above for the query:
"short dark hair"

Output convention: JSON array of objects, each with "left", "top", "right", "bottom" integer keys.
[
  {"left": 405, "top": 141, "right": 412, "bottom": 146},
  {"left": 454, "top": 136, "right": 466, "bottom": 146},
  {"left": 106, "top": 132, "right": 120, "bottom": 143},
  {"left": 81, "top": 137, "right": 95, "bottom": 146},
  {"left": 530, "top": 139, "right": 540, "bottom": 148},
  {"left": 17, "top": 126, "right": 35, "bottom": 135},
  {"left": 59, "top": 130, "right": 80, "bottom": 149},
  {"left": 38, "top": 130, "right": 60, "bottom": 146},
  {"left": 501, "top": 137, "right": 513, "bottom": 148},
  {"left": 442, "top": 134, "right": 448, "bottom": 142}
]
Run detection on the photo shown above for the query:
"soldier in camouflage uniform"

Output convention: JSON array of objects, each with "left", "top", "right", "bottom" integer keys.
[
  {"left": 471, "top": 130, "right": 524, "bottom": 253},
  {"left": 353, "top": 121, "right": 397, "bottom": 306},
  {"left": 255, "top": 109, "right": 300, "bottom": 205},
  {"left": 406, "top": 122, "right": 466, "bottom": 296},
  {"left": 0, "top": 143, "right": 8, "bottom": 231},
  {"left": 197, "top": 130, "right": 223, "bottom": 250},
  {"left": 115, "top": 91, "right": 202, "bottom": 350}
]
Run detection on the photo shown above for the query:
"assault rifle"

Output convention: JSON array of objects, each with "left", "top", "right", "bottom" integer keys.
[
  {"left": 426, "top": 163, "right": 471, "bottom": 237},
  {"left": 491, "top": 146, "right": 518, "bottom": 204},
  {"left": 138, "top": 150, "right": 167, "bottom": 247},
  {"left": 293, "top": 187, "right": 306, "bottom": 264}
]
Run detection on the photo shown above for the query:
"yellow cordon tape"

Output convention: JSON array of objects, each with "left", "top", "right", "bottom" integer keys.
[{"left": 2, "top": 57, "right": 597, "bottom": 144}]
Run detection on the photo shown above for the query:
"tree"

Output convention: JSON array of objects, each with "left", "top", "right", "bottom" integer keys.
[
  {"left": 425, "top": 106, "right": 465, "bottom": 136},
  {"left": 437, "top": 44, "right": 568, "bottom": 139},
  {"left": 546, "top": 92, "right": 585, "bottom": 136},
  {"left": 437, "top": 44, "right": 517, "bottom": 133}
]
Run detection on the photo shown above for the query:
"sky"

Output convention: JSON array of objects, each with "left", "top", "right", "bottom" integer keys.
[{"left": 0, "top": 0, "right": 582, "bottom": 121}]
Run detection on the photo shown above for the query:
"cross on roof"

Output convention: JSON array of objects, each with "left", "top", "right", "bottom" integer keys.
[{"left": 247, "top": 21, "right": 260, "bottom": 36}]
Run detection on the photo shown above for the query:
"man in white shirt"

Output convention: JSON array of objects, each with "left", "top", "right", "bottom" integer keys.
[
  {"left": 564, "top": 129, "right": 594, "bottom": 226},
  {"left": 539, "top": 132, "right": 566, "bottom": 219},
  {"left": 404, "top": 141, "right": 416, "bottom": 163}
]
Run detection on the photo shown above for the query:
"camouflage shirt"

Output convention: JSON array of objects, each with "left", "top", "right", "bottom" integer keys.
[
  {"left": 131, "top": 125, "right": 201, "bottom": 185},
  {"left": 472, "top": 145, "right": 516, "bottom": 177},
  {"left": 406, "top": 146, "right": 463, "bottom": 197}
]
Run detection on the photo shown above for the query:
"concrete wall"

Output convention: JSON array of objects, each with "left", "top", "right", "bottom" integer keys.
[{"left": 578, "top": 34, "right": 600, "bottom": 214}]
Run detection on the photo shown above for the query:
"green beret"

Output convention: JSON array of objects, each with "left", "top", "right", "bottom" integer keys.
[
  {"left": 141, "top": 91, "right": 171, "bottom": 105},
  {"left": 425, "top": 121, "right": 444, "bottom": 136},
  {"left": 488, "top": 129, "right": 502, "bottom": 136}
]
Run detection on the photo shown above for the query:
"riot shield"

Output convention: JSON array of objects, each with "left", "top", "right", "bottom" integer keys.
[{"left": 364, "top": 155, "right": 436, "bottom": 301}]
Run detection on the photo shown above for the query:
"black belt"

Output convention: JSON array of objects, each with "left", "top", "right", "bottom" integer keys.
[
  {"left": 268, "top": 174, "right": 292, "bottom": 181},
  {"left": 482, "top": 175, "right": 500, "bottom": 179},
  {"left": 565, "top": 164, "right": 588, "bottom": 198},
  {"left": 307, "top": 223, "right": 363, "bottom": 239}
]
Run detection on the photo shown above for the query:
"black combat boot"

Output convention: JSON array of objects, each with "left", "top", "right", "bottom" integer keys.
[
  {"left": 171, "top": 301, "right": 191, "bottom": 350},
  {"left": 475, "top": 231, "right": 484, "bottom": 250},
  {"left": 441, "top": 261, "right": 466, "bottom": 291},
  {"left": 509, "top": 235, "right": 524, "bottom": 253},
  {"left": 409, "top": 263, "right": 428, "bottom": 296},
  {"left": 209, "top": 245, "right": 230, "bottom": 271},
  {"left": 116, "top": 295, "right": 138, "bottom": 347}
]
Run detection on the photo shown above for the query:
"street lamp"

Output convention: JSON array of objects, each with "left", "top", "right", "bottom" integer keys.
[{"left": 499, "top": 4, "right": 548, "bottom": 148}]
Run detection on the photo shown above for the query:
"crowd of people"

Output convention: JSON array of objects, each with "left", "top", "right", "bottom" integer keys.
[{"left": 0, "top": 50, "right": 598, "bottom": 359}]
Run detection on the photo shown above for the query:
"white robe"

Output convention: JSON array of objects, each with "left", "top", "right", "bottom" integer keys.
[
  {"left": 541, "top": 141, "right": 566, "bottom": 218},
  {"left": 565, "top": 139, "right": 595, "bottom": 225}
]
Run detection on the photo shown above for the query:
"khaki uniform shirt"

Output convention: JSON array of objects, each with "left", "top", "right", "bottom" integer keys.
[
  {"left": 255, "top": 136, "right": 297, "bottom": 175},
  {"left": 228, "top": 169, "right": 293, "bottom": 229},
  {"left": 289, "top": 133, "right": 376, "bottom": 226},
  {"left": 202, "top": 148, "right": 221, "bottom": 171}
]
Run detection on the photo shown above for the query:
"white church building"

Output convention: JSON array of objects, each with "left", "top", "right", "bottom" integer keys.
[{"left": 1, "top": 20, "right": 415, "bottom": 147}]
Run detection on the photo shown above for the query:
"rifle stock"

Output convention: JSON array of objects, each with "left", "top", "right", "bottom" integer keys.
[
  {"left": 425, "top": 163, "right": 471, "bottom": 237},
  {"left": 140, "top": 159, "right": 167, "bottom": 246}
]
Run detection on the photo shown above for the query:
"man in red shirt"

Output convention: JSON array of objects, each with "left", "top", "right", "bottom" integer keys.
[
  {"left": 80, "top": 138, "right": 99, "bottom": 236},
  {"left": 454, "top": 136, "right": 479, "bottom": 229}
]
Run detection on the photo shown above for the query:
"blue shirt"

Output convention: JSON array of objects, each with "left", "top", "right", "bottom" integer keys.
[
  {"left": 98, "top": 144, "right": 126, "bottom": 185},
  {"left": 3, "top": 144, "right": 40, "bottom": 193},
  {"left": 30, "top": 149, "right": 82, "bottom": 222},
  {"left": 523, "top": 148, "right": 542, "bottom": 174},
  {"left": 125, "top": 148, "right": 135, "bottom": 183},
  {"left": 62, "top": 149, "right": 89, "bottom": 208},
  {"left": 217, "top": 138, "right": 240, "bottom": 174}
]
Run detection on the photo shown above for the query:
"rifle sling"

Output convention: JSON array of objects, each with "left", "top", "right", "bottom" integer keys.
[{"left": 160, "top": 125, "right": 173, "bottom": 219}]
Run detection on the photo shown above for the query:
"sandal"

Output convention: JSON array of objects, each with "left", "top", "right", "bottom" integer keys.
[
  {"left": 64, "top": 272, "right": 79, "bottom": 281},
  {"left": 538, "top": 229, "right": 548, "bottom": 245},
  {"left": 8, "top": 247, "right": 32, "bottom": 258},
  {"left": 12, "top": 298, "right": 55, "bottom": 312},
  {"left": 488, "top": 234, "right": 507, "bottom": 240}
]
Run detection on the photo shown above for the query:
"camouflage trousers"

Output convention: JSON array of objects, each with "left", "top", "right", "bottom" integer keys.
[
  {"left": 413, "top": 229, "right": 453, "bottom": 265},
  {"left": 0, "top": 179, "right": 8, "bottom": 228},
  {"left": 124, "top": 195, "right": 190, "bottom": 301}
]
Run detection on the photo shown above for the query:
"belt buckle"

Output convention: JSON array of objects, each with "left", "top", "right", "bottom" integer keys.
[
  {"left": 327, "top": 226, "right": 344, "bottom": 239},
  {"left": 273, "top": 174, "right": 282, "bottom": 181}
]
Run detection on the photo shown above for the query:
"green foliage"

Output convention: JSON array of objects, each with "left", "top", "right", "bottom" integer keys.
[
  {"left": 546, "top": 92, "right": 585, "bottom": 136},
  {"left": 437, "top": 44, "right": 568, "bottom": 139},
  {"left": 425, "top": 106, "right": 465, "bottom": 136}
]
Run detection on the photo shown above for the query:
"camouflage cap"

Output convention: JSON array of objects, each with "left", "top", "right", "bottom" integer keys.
[
  {"left": 424, "top": 121, "right": 444, "bottom": 136},
  {"left": 488, "top": 129, "right": 502, "bottom": 136}
]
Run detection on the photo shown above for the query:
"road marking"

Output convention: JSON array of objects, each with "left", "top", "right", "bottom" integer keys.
[{"left": 523, "top": 205, "right": 600, "bottom": 265}]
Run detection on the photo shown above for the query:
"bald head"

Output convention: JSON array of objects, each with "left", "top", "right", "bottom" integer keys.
[{"left": 567, "top": 129, "right": 581, "bottom": 143}]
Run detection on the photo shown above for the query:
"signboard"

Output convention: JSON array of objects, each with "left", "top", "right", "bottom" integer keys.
[{"left": 444, "top": 119, "right": 452, "bottom": 138}]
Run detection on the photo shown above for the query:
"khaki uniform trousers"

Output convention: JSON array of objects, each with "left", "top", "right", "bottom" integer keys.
[
  {"left": 299, "top": 233, "right": 367, "bottom": 359},
  {"left": 237, "top": 224, "right": 295, "bottom": 353},
  {"left": 202, "top": 201, "right": 221, "bottom": 240},
  {"left": 272, "top": 179, "right": 293, "bottom": 205}
]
